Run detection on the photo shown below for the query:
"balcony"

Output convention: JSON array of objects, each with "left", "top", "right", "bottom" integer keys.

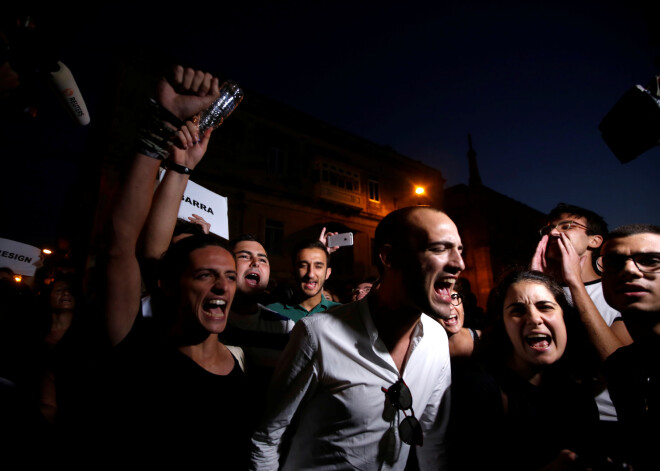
[{"left": 314, "top": 181, "right": 365, "bottom": 211}]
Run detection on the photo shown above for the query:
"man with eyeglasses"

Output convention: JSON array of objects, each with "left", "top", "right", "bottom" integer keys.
[
  {"left": 532, "top": 203, "right": 633, "bottom": 463},
  {"left": 250, "top": 206, "right": 463, "bottom": 470},
  {"left": 600, "top": 224, "right": 660, "bottom": 471}
]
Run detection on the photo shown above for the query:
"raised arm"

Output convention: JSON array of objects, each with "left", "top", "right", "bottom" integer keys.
[
  {"left": 104, "top": 66, "right": 219, "bottom": 346},
  {"left": 554, "top": 233, "right": 632, "bottom": 360},
  {"left": 140, "top": 121, "right": 215, "bottom": 261},
  {"left": 319, "top": 226, "right": 340, "bottom": 254}
]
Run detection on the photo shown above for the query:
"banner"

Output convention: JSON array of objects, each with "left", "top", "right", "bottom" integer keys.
[
  {"left": 157, "top": 169, "right": 229, "bottom": 239},
  {"left": 0, "top": 238, "right": 42, "bottom": 276}
]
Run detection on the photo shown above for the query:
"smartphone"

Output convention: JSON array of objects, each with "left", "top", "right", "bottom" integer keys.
[{"left": 327, "top": 232, "right": 354, "bottom": 247}]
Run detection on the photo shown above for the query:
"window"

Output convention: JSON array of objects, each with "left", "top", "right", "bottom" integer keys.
[
  {"left": 368, "top": 179, "right": 380, "bottom": 202},
  {"left": 267, "top": 147, "right": 287, "bottom": 175},
  {"left": 265, "top": 219, "right": 284, "bottom": 256},
  {"left": 315, "top": 161, "right": 360, "bottom": 193}
]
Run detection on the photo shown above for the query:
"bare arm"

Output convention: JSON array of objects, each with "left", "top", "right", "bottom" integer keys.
[
  {"left": 140, "top": 121, "right": 216, "bottom": 260},
  {"left": 104, "top": 66, "right": 219, "bottom": 346},
  {"left": 556, "top": 233, "right": 631, "bottom": 360},
  {"left": 105, "top": 152, "right": 162, "bottom": 346},
  {"left": 447, "top": 328, "right": 477, "bottom": 358}
]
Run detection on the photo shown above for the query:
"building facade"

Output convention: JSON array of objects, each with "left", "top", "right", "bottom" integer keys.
[{"left": 193, "top": 89, "right": 445, "bottom": 298}]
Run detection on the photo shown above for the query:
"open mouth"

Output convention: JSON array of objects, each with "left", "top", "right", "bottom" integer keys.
[
  {"left": 434, "top": 278, "right": 456, "bottom": 303},
  {"left": 303, "top": 280, "right": 318, "bottom": 291},
  {"left": 443, "top": 314, "right": 458, "bottom": 326},
  {"left": 244, "top": 272, "right": 261, "bottom": 287},
  {"left": 525, "top": 333, "right": 551, "bottom": 350},
  {"left": 203, "top": 298, "right": 227, "bottom": 318}
]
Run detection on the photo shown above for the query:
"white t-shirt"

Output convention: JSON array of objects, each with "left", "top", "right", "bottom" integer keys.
[{"left": 563, "top": 280, "right": 623, "bottom": 421}]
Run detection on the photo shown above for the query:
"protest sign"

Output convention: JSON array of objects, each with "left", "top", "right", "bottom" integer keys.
[
  {"left": 157, "top": 169, "right": 229, "bottom": 239},
  {"left": 0, "top": 238, "right": 42, "bottom": 276}
]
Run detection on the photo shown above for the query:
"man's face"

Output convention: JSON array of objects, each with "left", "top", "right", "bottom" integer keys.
[
  {"left": 178, "top": 245, "right": 237, "bottom": 334},
  {"left": 601, "top": 233, "right": 660, "bottom": 316},
  {"left": 233, "top": 240, "right": 270, "bottom": 295},
  {"left": 295, "top": 248, "right": 331, "bottom": 300},
  {"left": 545, "top": 213, "right": 600, "bottom": 259},
  {"left": 396, "top": 209, "right": 465, "bottom": 320}
]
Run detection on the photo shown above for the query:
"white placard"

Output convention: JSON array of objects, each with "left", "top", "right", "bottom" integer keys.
[
  {"left": 158, "top": 169, "right": 229, "bottom": 239},
  {"left": 0, "top": 238, "right": 42, "bottom": 276}
]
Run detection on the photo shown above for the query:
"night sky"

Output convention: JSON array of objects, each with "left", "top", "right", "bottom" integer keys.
[{"left": 2, "top": 2, "right": 659, "bottom": 250}]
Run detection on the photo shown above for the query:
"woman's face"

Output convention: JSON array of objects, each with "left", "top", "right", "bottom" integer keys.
[
  {"left": 438, "top": 290, "right": 464, "bottom": 335},
  {"left": 503, "top": 281, "right": 567, "bottom": 372},
  {"left": 50, "top": 280, "right": 75, "bottom": 312}
]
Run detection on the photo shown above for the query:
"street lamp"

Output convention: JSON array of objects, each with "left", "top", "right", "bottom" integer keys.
[{"left": 414, "top": 186, "right": 428, "bottom": 206}]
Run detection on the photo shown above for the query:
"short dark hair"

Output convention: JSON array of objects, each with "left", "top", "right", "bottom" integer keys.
[
  {"left": 605, "top": 224, "right": 660, "bottom": 242},
  {"left": 291, "top": 239, "right": 329, "bottom": 266},
  {"left": 357, "top": 276, "right": 378, "bottom": 285},
  {"left": 547, "top": 202, "right": 608, "bottom": 237},
  {"left": 160, "top": 233, "right": 231, "bottom": 284},
  {"left": 374, "top": 206, "right": 445, "bottom": 275},
  {"left": 230, "top": 234, "right": 265, "bottom": 252}
]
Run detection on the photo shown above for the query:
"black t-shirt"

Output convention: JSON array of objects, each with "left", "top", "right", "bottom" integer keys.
[
  {"left": 449, "top": 361, "right": 601, "bottom": 470},
  {"left": 93, "top": 317, "right": 255, "bottom": 469}
]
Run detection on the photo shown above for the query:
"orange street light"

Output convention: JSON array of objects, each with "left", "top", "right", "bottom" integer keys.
[{"left": 415, "top": 186, "right": 425, "bottom": 195}]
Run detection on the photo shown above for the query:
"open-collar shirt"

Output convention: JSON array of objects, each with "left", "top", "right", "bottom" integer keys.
[{"left": 250, "top": 296, "right": 452, "bottom": 470}]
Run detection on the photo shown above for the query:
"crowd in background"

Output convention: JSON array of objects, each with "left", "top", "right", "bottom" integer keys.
[{"left": 0, "top": 63, "right": 658, "bottom": 471}]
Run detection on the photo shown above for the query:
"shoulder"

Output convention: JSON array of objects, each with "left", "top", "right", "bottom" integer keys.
[
  {"left": 297, "top": 302, "right": 362, "bottom": 336},
  {"left": 258, "top": 304, "right": 294, "bottom": 322},
  {"left": 584, "top": 280, "right": 622, "bottom": 324},
  {"left": 265, "top": 301, "right": 288, "bottom": 313},
  {"left": 225, "top": 345, "right": 246, "bottom": 372},
  {"left": 420, "top": 314, "right": 450, "bottom": 345}
]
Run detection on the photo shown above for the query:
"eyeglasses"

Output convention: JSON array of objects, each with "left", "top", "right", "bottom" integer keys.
[
  {"left": 539, "top": 220, "right": 590, "bottom": 237},
  {"left": 597, "top": 253, "right": 660, "bottom": 273},
  {"left": 381, "top": 378, "right": 423, "bottom": 446},
  {"left": 450, "top": 292, "right": 462, "bottom": 306}
]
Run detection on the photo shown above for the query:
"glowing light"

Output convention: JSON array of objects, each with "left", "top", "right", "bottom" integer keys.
[
  {"left": 14, "top": 275, "right": 22, "bottom": 283},
  {"left": 415, "top": 186, "right": 425, "bottom": 195},
  {"left": 42, "top": 249, "right": 52, "bottom": 255}
]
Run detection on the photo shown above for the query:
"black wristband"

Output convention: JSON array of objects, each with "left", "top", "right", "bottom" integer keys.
[{"left": 168, "top": 161, "right": 193, "bottom": 175}]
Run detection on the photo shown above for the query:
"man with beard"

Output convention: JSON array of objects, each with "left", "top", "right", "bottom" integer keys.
[
  {"left": 250, "top": 206, "right": 464, "bottom": 471},
  {"left": 601, "top": 224, "right": 660, "bottom": 471},
  {"left": 266, "top": 240, "right": 341, "bottom": 322}
]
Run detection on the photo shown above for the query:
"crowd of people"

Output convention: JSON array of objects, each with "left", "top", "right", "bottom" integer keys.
[{"left": 1, "top": 64, "right": 658, "bottom": 470}]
